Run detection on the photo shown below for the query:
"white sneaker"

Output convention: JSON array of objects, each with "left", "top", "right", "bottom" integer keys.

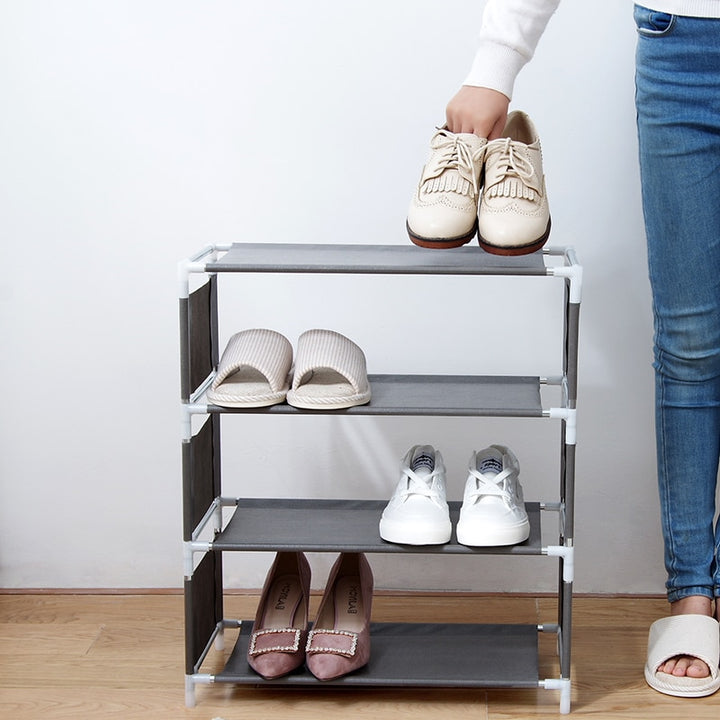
[
  {"left": 477, "top": 111, "right": 550, "bottom": 256},
  {"left": 456, "top": 445, "right": 530, "bottom": 547},
  {"left": 407, "top": 129, "right": 487, "bottom": 249},
  {"left": 379, "top": 445, "right": 452, "bottom": 545}
]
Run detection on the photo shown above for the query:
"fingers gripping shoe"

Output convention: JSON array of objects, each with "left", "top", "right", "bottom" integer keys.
[
  {"left": 379, "top": 445, "right": 452, "bottom": 545},
  {"left": 407, "top": 129, "right": 487, "bottom": 249},
  {"left": 457, "top": 445, "right": 530, "bottom": 547},
  {"left": 477, "top": 111, "right": 551, "bottom": 256}
]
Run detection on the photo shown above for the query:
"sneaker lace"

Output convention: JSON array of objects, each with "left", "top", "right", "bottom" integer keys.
[
  {"left": 399, "top": 464, "right": 442, "bottom": 502},
  {"left": 465, "top": 467, "right": 515, "bottom": 507},
  {"left": 483, "top": 137, "right": 541, "bottom": 200},
  {"left": 421, "top": 130, "right": 484, "bottom": 197}
]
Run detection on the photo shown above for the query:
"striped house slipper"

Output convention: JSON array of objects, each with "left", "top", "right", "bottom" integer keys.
[
  {"left": 286, "top": 329, "right": 371, "bottom": 410},
  {"left": 207, "top": 329, "right": 293, "bottom": 408},
  {"left": 644, "top": 614, "right": 720, "bottom": 697}
]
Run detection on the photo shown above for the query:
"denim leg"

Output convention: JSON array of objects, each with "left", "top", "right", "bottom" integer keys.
[{"left": 634, "top": 6, "right": 720, "bottom": 602}]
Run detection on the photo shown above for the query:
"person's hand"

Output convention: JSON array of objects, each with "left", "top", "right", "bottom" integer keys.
[{"left": 445, "top": 86, "right": 510, "bottom": 139}]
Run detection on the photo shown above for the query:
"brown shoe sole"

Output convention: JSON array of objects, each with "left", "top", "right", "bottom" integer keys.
[
  {"left": 478, "top": 217, "right": 552, "bottom": 256},
  {"left": 406, "top": 220, "right": 477, "bottom": 250}
]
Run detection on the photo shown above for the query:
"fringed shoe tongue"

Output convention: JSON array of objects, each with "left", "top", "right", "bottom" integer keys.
[
  {"left": 483, "top": 137, "right": 543, "bottom": 201},
  {"left": 420, "top": 129, "right": 486, "bottom": 197},
  {"left": 422, "top": 172, "right": 474, "bottom": 197},
  {"left": 486, "top": 178, "right": 537, "bottom": 201}
]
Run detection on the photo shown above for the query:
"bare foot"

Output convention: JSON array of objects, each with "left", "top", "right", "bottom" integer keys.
[{"left": 658, "top": 596, "right": 714, "bottom": 677}]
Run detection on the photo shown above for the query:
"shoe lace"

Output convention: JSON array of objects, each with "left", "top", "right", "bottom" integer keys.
[
  {"left": 483, "top": 137, "right": 541, "bottom": 200},
  {"left": 398, "top": 465, "right": 442, "bottom": 502},
  {"left": 465, "top": 467, "right": 515, "bottom": 507},
  {"left": 422, "top": 130, "right": 484, "bottom": 197}
]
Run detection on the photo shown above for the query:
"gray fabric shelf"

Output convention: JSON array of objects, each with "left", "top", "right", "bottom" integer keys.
[
  {"left": 206, "top": 374, "right": 544, "bottom": 417},
  {"left": 207, "top": 242, "right": 549, "bottom": 276},
  {"left": 213, "top": 499, "right": 543, "bottom": 555},
  {"left": 217, "top": 621, "right": 539, "bottom": 688}
]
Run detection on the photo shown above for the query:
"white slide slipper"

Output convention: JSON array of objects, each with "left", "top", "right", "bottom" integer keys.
[
  {"left": 206, "top": 329, "right": 293, "bottom": 408},
  {"left": 644, "top": 614, "right": 720, "bottom": 697},
  {"left": 286, "top": 329, "right": 371, "bottom": 410}
]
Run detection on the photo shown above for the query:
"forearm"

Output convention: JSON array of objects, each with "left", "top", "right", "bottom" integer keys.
[{"left": 464, "top": 0, "right": 561, "bottom": 99}]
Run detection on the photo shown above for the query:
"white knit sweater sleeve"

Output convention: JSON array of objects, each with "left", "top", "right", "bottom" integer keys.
[{"left": 463, "top": 0, "right": 562, "bottom": 99}]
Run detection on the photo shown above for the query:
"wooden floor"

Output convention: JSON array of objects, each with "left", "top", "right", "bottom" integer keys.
[{"left": 1, "top": 593, "right": 719, "bottom": 719}]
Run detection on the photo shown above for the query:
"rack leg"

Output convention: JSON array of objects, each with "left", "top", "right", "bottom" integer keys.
[
  {"left": 185, "top": 675, "right": 196, "bottom": 708},
  {"left": 560, "top": 681, "right": 571, "bottom": 715},
  {"left": 543, "top": 678, "right": 571, "bottom": 714}
]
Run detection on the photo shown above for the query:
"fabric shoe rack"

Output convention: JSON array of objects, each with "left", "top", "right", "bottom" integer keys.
[{"left": 178, "top": 242, "right": 582, "bottom": 714}]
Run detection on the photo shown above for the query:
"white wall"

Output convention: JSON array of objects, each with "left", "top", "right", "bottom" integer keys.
[{"left": 0, "top": 0, "right": 663, "bottom": 594}]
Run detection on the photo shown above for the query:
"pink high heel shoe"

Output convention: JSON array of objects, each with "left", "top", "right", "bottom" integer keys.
[
  {"left": 306, "top": 553, "right": 373, "bottom": 681},
  {"left": 247, "top": 552, "right": 311, "bottom": 679}
]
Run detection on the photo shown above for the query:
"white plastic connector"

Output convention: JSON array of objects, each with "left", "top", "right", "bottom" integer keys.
[
  {"left": 183, "top": 542, "right": 194, "bottom": 579},
  {"left": 551, "top": 262, "right": 583, "bottom": 304},
  {"left": 184, "top": 673, "right": 215, "bottom": 707},
  {"left": 181, "top": 405, "right": 193, "bottom": 442},
  {"left": 545, "top": 545, "right": 574, "bottom": 583},
  {"left": 546, "top": 408, "right": 577, "bottom": 445},
  {"left": 192, "top": 673, "right": 215, "bottom": 684},
  {"left": 542, "top": 677, "right": 572, "bottom": 714},
  {"left": 178, "top": 259, "right": 191, "bottom": 300},
  {"left": 185, "top": 673, "right": 215, "bottom": 708},
  {"left": 178, "top": 244, "right": 219, "bottom": 299},
  {"left": 184, "top": 540, "right": 213, "bottom": 579},
  {"left": 185, "top": 675, "right": 196, "bottom": 707},
  {"left": 186, "top": 402, "right": 211, "bottom": 416}
]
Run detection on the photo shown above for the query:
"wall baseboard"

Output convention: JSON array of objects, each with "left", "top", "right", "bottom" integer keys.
[{"left": 0, "top": 587, "right": 667, "bottom": 599}]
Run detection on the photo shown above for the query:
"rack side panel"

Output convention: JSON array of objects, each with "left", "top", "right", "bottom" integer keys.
[
  {"left": 184, "top": 551, "right": 223, "bottom": 674},
  {"left": 183, "top": 415, "right": 220, "bottom": 541},
  {"left": 181, "top": 276, "right": 217, "bottom": 400}
]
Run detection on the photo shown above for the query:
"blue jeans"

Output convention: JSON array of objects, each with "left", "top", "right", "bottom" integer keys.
[{"left": 635, "top": 5, "right": 720, "bottom": 603}]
